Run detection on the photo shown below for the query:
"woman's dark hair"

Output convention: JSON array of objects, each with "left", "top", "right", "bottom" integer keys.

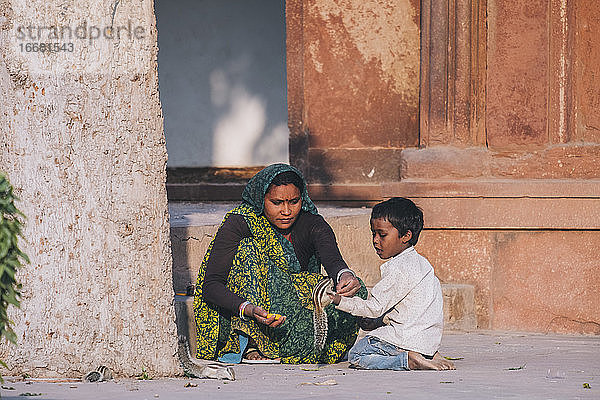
[
  {"left": 371, "top": 197, "right": 423, "bottom": 246},
  {"left": 268, "top": 171, "right": 304, "bottom": 193}
]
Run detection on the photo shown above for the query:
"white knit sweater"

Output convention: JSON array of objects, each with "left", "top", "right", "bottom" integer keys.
[{"left": 336, "top": 247, "right": 443, "bottom": 356}]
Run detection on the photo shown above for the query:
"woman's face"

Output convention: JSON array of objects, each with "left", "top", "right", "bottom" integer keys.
[{"left": 263, "top": 184, "right": 302, "bottom": 230}]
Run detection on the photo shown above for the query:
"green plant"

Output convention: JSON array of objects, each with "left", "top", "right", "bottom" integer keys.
[
  {"left": 0, "top": 175, "right": 28, "bottom": 363},
  {"left": 137, "top": 366, "right": 152, "bottom": 380}
]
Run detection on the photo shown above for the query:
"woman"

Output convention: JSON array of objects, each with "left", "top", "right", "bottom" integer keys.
[{"left": 193, "top": 164, "right": 366, "bottom": 364}]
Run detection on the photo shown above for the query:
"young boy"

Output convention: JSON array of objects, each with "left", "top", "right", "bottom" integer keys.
[{"left": 331, "top": 197, "right": 455, "bottom": 371}]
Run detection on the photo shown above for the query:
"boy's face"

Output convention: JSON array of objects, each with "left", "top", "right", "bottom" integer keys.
[{"left": 370, "top": 217, "right": 411, "bottom": 259}]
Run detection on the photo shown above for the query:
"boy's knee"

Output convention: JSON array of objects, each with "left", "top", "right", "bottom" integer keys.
[
  {"left": 347, "top": 336, "right": 368, "bottom": 363},
  {"left": 348, "top": 347, "right": 359, "bottom": 364}
]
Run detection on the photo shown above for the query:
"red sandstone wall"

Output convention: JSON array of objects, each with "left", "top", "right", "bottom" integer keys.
[
  {"left": 288, "top": 0, "right": 420, "bottom": 184},
  {"left": 289, "top": 0, "right": 600, "bottom": 182},
  {"left": 487, "top": 0, "right": 549, "bottom": 149},
  {"left": 486, "top": 0, "right": 600, "bottom": 154},
  {"left": 288, "top": 0, "right": 600, "bottom": 334},
  {"left": 574, "top": 0, "right": 600, "bottom": 143},
  {"left": 419, "top": 230, "right": 600, "bottom": 334}
]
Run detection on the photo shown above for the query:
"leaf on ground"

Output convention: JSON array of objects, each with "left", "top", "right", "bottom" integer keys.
[
  {"left": 18, "top": 393, "right": 42, "bottom": 397},
  {"left": 299, "top": 379, "right": 337, "bottom": 386},
  {"left": 440, "top": 381, "right": 454, "bottom": 384},
  {"left": 444, "top": 357, "right": 464, "bottom": 360},
  {"left": 184, "top": 382, "right": 198, "bottom": 388},
  {"left": 505, "top": 364, "right": 526, "bottom": 371},
  {"left": 314, "top": 379, "right": 337, "bottom": 386},
  {"left": 2, "top": 385, "right": 15, "bottom": 390},
  {"left": 583, "top": 383, "right": 591, "bottom": 389},
  {"left": 299, "top": 366, "right": 326, "bottom": 371}
]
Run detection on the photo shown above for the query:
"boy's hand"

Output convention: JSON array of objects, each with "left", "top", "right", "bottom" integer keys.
[
  {"left": 336, "top": 272, "right": 360, "bottom": 297},
  {"left": 328, "top": 293, "right": 342, "bottom": 305}
]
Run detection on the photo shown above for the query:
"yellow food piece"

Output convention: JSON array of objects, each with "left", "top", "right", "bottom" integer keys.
[{"left": 266, "top": 313, "right": 282, "bottom": 320}]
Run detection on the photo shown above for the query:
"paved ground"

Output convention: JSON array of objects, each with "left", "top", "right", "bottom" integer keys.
[{"left": 2, "top": 331, "right": 598, "bottom": 399}]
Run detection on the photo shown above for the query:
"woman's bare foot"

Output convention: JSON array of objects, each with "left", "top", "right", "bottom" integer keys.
[
  {"left": 408, "top": 351, "right": 456, "bottom": 370},
  {"left": 245, "top": 349, "right": 270, "bottom": 361},
  {"left": 244, "top": 348, "right": 280, "bottom": 362}
]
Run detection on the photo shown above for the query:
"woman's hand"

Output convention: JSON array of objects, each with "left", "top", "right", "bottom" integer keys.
[
  {"left": 244, "top": 303, "right": 286, "bottom": 328},
  {"left": 336, "top": 271, "right": 360, "bottom": 297}
]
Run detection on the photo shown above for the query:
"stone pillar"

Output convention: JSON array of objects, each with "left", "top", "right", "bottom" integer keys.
[
  {"left": 420, "top": 0, "right": 486, "bottom": 146},
  {"left": 0, "top": 0, "right": 178, "bottom": 377}
]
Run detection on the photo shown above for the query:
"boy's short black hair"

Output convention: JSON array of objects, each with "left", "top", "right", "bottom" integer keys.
[
  {"left": 269, "top": 170, "right": 304, "bottom": 193},
  {"left": 371, "top": 197, "right": 423, "bottom": 246}
]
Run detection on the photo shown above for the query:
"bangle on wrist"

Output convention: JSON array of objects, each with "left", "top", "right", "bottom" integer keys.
[
  {"left": 239, "top": 301, "right": 251, "bottom": 321},
  {"left": 336, "top": 268, "right": 356, "bottom": 283}
]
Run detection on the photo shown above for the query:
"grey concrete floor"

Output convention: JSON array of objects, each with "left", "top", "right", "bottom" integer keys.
[{"left": 2, "top": 331, "right": 598, "bottom": 399}]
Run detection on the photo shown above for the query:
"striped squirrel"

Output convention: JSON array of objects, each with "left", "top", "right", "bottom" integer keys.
[
  {"left": 177, "top": 335, "right": 236, "bottom": 380},
  {"left": 312, "top": 278, "right": 335, "bottom": 353}
]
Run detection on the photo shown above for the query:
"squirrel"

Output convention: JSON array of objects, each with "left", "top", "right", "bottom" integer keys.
[{"left": 311, "top": 278, "right": 335, "bottom": 353}]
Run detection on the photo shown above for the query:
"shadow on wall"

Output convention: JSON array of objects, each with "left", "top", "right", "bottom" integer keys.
[{"left": 156, "top": 0, "right": 289, "bottom": 168}]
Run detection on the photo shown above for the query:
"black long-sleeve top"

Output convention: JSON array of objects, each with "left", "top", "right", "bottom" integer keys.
[{"left": 202, "top": 211, "right": 348, "bottom": 314}]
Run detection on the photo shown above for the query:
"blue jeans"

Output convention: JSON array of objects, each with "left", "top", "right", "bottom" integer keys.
[{"left": 348, "top": 336, "right": 409, "bottom": 371}]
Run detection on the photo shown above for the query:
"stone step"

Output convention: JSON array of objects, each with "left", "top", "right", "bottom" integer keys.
[
  {"left": 170, "top": 202, "right": 381, "bottom": 293},
  {"left": 170, "top": 202, "right": 478, "bottom": 356},
  {"left": 441, "top": 283, "right": 477, "bottom": 331},
  {"left": 174, "top": 282, "right": 476, "bottom": 357}
]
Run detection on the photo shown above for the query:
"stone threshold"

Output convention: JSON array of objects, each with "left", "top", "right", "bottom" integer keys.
[{"left": 168, "top": 177, "right": 600, "bottom": 201}]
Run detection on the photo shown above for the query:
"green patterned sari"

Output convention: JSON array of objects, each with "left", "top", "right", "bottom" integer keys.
[{"left": 193, "top": 164, "right": 366, "bottom": 364}]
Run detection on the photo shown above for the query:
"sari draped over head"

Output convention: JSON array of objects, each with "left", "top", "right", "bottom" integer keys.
[{"left": 193, "top": 163, "right": 367, "bottom": 364}]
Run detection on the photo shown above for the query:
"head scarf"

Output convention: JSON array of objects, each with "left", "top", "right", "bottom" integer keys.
[{"left": 241, "top": 163, "right": 318, "bottom": 215}]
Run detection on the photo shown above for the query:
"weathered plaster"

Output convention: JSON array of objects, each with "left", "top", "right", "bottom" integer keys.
[
  {"left": 312, "top": 0, "right": 418, "bottom": 96},
  {"left": 287, "top": 0, "right": 420, "bottom": 182}
]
